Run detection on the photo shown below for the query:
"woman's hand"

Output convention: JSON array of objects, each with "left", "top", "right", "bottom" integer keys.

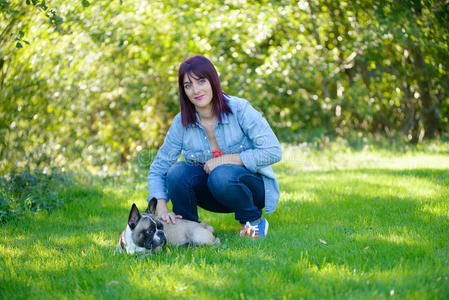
[
  {"left": 203, "top": 154, "right": 243, "bottom": 174},
  {"left": 203, "top": 157, "right": 223, "bottom": 174},
  {"left": 156, "top": 199, "right": 182, "bottom": 224}
]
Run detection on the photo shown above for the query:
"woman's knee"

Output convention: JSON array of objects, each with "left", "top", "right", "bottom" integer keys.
[
  {"left": 207, "top": 164, "right": 242, "bottom": 193},
  {"left": 167, "top": 161, "right": 204, "bottom": 187},
  {"left": 167, "top": 161, "right": 191, "bottom": 184}
]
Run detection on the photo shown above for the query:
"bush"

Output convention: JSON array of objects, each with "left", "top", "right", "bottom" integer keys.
[{"left": 0, "top": 169, "right": 75, "bottom": 223}]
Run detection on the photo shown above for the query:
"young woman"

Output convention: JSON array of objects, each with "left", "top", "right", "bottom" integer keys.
[{"left": 148, "top": 55, "right": 281, "bottom": 239}]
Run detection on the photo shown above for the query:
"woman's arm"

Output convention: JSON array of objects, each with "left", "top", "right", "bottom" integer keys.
[
  {"left": 203, "top": 153, "right": 243, "bottom": 174},
  {"left": 156, "top": 198, "right": 182, "bottom": 223},
  {"left": 148, "top": 114, "right": 183, "bottom": 206},
  {"left": 237, "top": 100, "right": 282, "bottom": 173},
  {"left": 203, "top": 100, "right": 281, "bottom": 174}
]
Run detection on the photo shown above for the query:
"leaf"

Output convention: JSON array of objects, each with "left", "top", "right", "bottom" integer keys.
[
  {"left": 319, "top": 238, "right": 327, "bottom": 245},
  {"left": 37, "top": 2, "right": 48, "bottom": 11},
  {"left": 54, "top": 16, "right": 63, "bottom": 24},
  {"left": 16, "top": 42, "right": 23, "bottom": 48},
  {"left": 107, "top": 280, "right": 119, "bottom": 286},
  {"left": 0, "top": 0, "right": 9, "bottom": 10},
  {"left": 82, "top": 0, "right": 90, "bottom": 7}
]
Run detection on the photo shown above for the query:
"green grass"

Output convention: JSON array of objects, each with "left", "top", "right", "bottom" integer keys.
[{"left": 1, "top": 143, "right": 449, "bottom": 299}]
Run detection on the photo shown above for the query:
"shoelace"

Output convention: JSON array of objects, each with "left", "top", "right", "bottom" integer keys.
[{"left": 238, "top": 222, "right": 260, "bottom": 239}]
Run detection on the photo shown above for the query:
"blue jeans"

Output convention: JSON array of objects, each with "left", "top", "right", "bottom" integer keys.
[{"left": 166, "top": 161, "right": 265, "bottom": 224}]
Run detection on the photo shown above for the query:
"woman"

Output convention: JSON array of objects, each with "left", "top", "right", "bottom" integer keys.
[{"left": 148, "top": 55, "right": 281, "bottom": 239}]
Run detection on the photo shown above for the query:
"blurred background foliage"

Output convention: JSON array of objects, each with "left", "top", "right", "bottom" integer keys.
[{"left": 1, "top": 0, "right": 448, "bottom": 175}]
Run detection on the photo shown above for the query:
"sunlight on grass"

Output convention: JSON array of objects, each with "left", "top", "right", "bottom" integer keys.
[
  {"left": 0, "top": 243, "right": 26, "bottom": 259},
  {"left": 422, "top": 203, "right": 449, "bottom": 218},
  {"left": 132, "top": 262, "right": 233, "bottom": 296},
  {"left": 280, "top": 191, "right": 317, "bottom": 203},
  {"left": 374, "top": 232, "right": 428, "bottom": 247},
  {"left": 89, "top": 232, "right": 114, "bottom": 248},
  {"left": 1, "top": 144, "right": 448, "bottom": 299},
  {"left": 278, "top": 143, "right": 449, "bottom": 172}
]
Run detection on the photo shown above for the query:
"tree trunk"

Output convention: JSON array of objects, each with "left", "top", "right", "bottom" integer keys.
[
  {"left": 306, "top": 0, "right": 333, "bottom": 134},
  {"left": 408, "top": 43, "right": 440, "bottom": 139},
  {"left": 401, "top": 81, "right": 419, "bottom": 144},
  {"left": 306, "top": 0, "right": 330, "bottom": 100},
  {"left": 408, "top": 4, "right": 440, "bottom": 139}
]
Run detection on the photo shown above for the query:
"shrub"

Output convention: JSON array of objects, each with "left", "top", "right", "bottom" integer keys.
[{"left": 0, "top": 169, "right": 75, "bottom": 223}]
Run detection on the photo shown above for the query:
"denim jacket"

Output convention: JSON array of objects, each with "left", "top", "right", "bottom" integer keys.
[{"left": 148, "top": 95, "right": 282, "bottom": 214}]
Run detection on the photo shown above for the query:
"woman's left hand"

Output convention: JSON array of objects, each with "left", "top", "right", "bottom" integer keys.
[
  {"left": 203, "top": 154, "right": 243, "bottom": 174},
  {"left": 203, "top": 157, "right": 222, "bottom": 174}
]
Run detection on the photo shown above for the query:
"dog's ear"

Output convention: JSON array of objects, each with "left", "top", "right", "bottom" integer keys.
[
  {"left": 128, "top": 203, "right": 141, "bottom": 230},
  {"left": 145, "top": 197, "right": 158, "bottom": 215}
]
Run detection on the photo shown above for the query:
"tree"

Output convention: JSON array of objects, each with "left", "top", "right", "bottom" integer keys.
[{"left": 1, "top": 0, "right": 448, "bottom": 174}]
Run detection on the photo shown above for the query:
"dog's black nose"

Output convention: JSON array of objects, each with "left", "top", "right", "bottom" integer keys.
[
  {"left": 147, "top": 231, "right": 167, "bottom": 250},
  {"left": 157, "top": 231, "right": 166, "bottom": 240},
  {"left": 157, "top": 231, "right": 167, "bottom": 246}
]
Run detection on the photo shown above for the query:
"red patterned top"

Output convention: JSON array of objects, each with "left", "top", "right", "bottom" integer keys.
[{"left": 212, "top": 148, "right": 223, "bottom": 158}]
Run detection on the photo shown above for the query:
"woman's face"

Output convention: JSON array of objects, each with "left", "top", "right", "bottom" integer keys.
[{"left": 183, "top": 73, "right": 213, "bottom": 111}]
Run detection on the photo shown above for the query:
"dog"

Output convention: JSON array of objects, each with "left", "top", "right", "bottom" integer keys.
[{"left": 117, "top": 198, "right": 220, "bottom": 254}]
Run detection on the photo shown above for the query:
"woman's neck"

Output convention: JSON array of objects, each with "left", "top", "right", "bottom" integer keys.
[{"left": 196, "top": 106, "right": 216, "bottom": 122}]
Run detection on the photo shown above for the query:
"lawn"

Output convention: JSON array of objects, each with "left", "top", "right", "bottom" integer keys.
[{"left": 1, "top": 142, "right": 448, "bottom": 299}]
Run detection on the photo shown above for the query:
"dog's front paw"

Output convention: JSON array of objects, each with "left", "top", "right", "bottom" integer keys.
[{"left": 214, "top": 237, "right": 220, "bottom": 245}]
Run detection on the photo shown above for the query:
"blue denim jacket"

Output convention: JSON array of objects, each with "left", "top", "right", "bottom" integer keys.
[{"left": 148, "top": 95, "right": 282, "bottom": 214}]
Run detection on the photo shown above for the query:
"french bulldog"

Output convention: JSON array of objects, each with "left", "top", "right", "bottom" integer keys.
[{"left": 117, "top": 198, "right": 220, "bottom": 254}]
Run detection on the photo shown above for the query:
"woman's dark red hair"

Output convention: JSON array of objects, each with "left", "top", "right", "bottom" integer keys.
[{"left": 178, "top": 55, "right": 232, "bottom": 128}]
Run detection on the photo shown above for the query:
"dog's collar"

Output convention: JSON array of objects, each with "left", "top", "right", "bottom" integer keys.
[{"left": 119, "top": 229, "right": 126, "bottom": 250}]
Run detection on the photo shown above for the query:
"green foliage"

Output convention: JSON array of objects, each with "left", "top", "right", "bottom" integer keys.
[
  {"left": 0, "top": 169, "right": 75, "bottom": 223},
  {"left": 0, "top": 0, "right": 448, "bottom": 173}
]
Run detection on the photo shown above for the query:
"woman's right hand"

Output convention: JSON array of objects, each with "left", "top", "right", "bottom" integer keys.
[{"left": 156, "top": 199, "right": 182, "bottom": 224}]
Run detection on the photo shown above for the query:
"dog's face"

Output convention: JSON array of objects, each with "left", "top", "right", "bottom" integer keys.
[{"left": 127, "top": 200, "right": 167, "bottom": 251}]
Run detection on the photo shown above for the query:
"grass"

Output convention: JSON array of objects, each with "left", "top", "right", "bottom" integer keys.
[{"left": 1, "top": 142, "right": 449, "bottom": 299}]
